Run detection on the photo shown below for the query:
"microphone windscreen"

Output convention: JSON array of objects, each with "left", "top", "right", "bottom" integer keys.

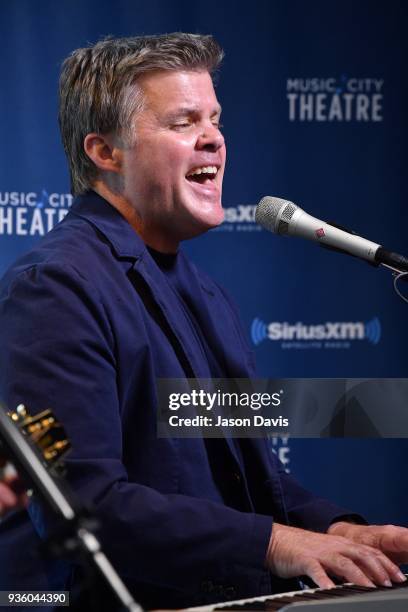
[{"left": 255, "top": 196, "right": 297, "bottom": 233}]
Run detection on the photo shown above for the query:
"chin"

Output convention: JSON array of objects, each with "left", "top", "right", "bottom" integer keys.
[
  {"left": 178, "top": 209, "right": 223, "bottom": 242},
  {"left": 196, "top": 195, "right": 224, "bottom": 222},
  {"left": 193, "top": 204, "right": 225, "bottom": 232}
]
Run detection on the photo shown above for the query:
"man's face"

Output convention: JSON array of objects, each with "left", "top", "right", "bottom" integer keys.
[{"left": 119, "top": 70, "right": 226, "bottom": 251}]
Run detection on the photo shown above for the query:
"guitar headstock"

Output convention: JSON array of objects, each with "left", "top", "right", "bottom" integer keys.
[{"left": 8, "top": 404, "right": 70, "bottom": 468}]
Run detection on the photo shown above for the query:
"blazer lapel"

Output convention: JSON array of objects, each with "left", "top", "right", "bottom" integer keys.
[{"left": 132, "top": 255, "right": 247, "bottom": 472}]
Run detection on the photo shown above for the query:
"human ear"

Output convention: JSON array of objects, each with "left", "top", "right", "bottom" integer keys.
[{"left": 83, "top": 133, "right": 123, "bottom": 174}]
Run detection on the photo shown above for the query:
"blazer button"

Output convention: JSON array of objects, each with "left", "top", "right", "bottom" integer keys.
[{"left": 233, "top": 471, "right": 242, "bottom": 483}]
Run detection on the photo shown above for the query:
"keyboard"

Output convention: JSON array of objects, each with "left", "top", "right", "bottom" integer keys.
[{"left": 184, "top": 577, "right": 408, "bottom": 611}]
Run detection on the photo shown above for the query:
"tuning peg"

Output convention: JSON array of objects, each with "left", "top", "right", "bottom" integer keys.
[{"left": 9, "top": 404, "right": 28, "bottom": 423}]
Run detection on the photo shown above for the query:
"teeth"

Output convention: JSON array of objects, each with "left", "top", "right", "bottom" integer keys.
[{"left": 187, "top": 166, "right": 218, "bottom": 177}]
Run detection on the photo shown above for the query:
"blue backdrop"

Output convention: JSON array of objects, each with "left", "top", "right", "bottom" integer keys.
[{"left": 1, "top": 0, "right": 407, "bottom": 526}]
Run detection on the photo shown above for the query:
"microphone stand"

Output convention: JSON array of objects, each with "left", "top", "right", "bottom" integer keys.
[
  {"left": 0, "top": 404, "right": 143, "bottom": 612},
  {"left": 323, "top": 221, "right": 408, "bottom": 303}
]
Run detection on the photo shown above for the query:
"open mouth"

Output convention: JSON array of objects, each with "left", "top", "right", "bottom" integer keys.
[{"left": 186, "top": 165, "right": 218, "bottom": 184}]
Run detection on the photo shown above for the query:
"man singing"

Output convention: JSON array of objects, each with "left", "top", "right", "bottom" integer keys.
[{"left": 0, "top": 33, "right": 407, "bottom": 609}]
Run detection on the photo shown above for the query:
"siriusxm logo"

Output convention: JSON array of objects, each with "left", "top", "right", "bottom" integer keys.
[
  {"left": 213, "top": 205, "right": 261, "bottom": 233},
  {"left": 224, "top": 205, "right": 256, "bottom": 223},
  {"left": 251, "top": 317, "right": 381, "bottom": 348}
]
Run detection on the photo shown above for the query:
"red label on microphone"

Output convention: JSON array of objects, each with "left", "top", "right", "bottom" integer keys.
[{"left": 316, "top": 228, "right": 325, "bottom": 238}]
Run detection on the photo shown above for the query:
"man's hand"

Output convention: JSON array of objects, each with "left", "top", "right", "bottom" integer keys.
[
  {"left": 266, "top": 523, "right": 407, "bottom": 590},
  {"left": 328, "top": 521, "right": 408, "bottom": 566},
  {"left": 0, "top": 459, "right": 28, "bottom": 518},
  {"left": 0, "top": 480, "right": 27, "bottom": 516}
]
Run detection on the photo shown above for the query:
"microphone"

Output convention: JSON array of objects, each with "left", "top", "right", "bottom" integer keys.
[{"left": 255, "top": 196, "right": 408, "bottom": 273}]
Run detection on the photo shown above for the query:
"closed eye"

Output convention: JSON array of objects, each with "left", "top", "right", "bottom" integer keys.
[{"left": 171, "top": 122, "right": 193, "bottom": 131}]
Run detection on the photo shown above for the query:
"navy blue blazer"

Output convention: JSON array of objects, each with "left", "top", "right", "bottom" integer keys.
[{"left": 0, "top": 192, "right": 352, "bottom": 609}]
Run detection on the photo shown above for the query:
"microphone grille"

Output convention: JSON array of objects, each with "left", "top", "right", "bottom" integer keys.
[{"left": 255, "top": 196, "right": 298, "bottom": 234}]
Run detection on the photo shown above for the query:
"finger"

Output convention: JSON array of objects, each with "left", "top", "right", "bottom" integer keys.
[
  {"left": 368, "top": 548, "right": 408, "bottom": 583},
  {"left": 379, "top": 530, "right": 408, "bottom": 555},
  {"left": 360, "top": 526, "right": 408, "bottom": 552},
  {"left": 326, "top": 554, "right": 375, "bottom": 588},
  {"left": 0, "top": 482, "right": 18, "bottom": 512},
  {"left": 350, "top": 547, "right": 398, "bottom": 587},
  {"left": 303, "top": 559, "right": 336, "bottom": 590},
  {"left": 375, "top": 530, "right": 408, "bottom": 565}
]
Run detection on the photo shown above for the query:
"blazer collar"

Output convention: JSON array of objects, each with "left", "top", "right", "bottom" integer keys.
[
  {"left": 69, "top": 190, "right": 146, "bottom": 259},
  {"left": 69, "top": 190, "right": 215, "bottom": 294}
]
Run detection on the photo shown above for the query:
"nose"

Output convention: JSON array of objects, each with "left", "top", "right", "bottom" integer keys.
[{"left": 196, "top": 123, "right": 225, "bottom": 152}]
